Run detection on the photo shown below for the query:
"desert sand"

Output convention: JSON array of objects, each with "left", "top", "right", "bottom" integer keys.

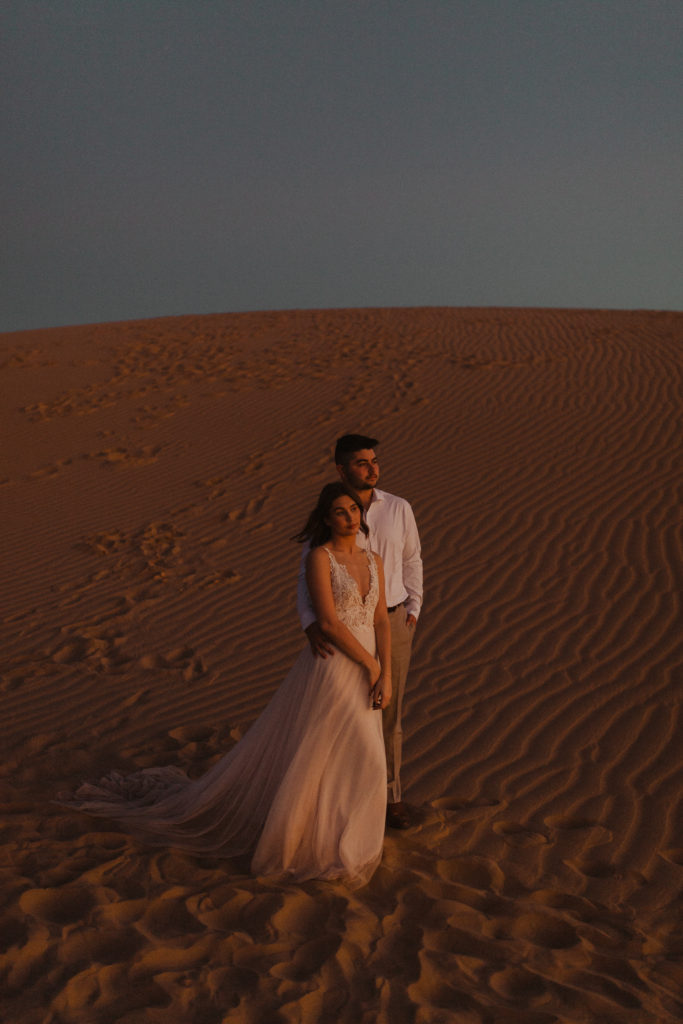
[{"left": 1, "top": 306, "right": 681, "bottom": 1023}]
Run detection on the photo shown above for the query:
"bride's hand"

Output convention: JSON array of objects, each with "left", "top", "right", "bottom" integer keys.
[
  {"left": 365, "top": 658, "right": 381, "bottom": 691},
  {"left": 371, "top": 673, "right": 392, "bottom": 709}
]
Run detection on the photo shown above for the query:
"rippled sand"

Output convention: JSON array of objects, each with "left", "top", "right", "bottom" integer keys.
[{"left": 2, "top": 307, "right": 682, "bottom": 1023}]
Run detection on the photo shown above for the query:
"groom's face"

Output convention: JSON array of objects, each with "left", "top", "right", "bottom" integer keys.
[{"left": 338, "top": 448, "right": 379, "bottom": 493}]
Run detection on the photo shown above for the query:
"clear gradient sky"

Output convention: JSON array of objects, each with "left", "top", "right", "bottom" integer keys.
[{"left": 2, "top": 0, "right": 682, "bottom": 332}]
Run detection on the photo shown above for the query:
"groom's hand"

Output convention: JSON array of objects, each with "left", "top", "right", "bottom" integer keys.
[{"left": 305, "top": 622, "right": 335, "bottom": 659}]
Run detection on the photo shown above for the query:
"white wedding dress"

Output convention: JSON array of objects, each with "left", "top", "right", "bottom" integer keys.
[{"left": 61, "top": 548, "right": 387, "bottom": 887}]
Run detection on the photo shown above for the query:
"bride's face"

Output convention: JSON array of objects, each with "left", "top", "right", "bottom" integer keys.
[{"left": 325, "top": 495, "right": 362, "bottom": 538}]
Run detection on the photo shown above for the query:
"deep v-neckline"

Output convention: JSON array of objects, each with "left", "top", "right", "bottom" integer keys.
[{"left": 325, "top": 547, "right": 372, "bottom": 603}]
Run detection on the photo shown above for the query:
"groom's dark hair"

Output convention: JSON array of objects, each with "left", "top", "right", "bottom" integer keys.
[{"left": 334, "top": 434, "right": 379, "bottom": 467}]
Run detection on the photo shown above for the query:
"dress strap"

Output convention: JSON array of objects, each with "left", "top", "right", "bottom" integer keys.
[{"left": 323, "top": 546, "right": 372, "bottom": 569}]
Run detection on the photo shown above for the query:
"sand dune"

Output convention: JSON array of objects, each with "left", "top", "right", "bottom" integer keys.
[{"left": 1, "top": 306, "right": 681, "bottom": 1022}]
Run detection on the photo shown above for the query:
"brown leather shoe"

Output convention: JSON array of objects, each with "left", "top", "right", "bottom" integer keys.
[{"left": 386, "top": 801, "right": 412, "bottom": 830}]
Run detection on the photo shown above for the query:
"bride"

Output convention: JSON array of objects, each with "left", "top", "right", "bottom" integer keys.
[{"left": 60, "top": 482, "right": 392, "bottom": 887}]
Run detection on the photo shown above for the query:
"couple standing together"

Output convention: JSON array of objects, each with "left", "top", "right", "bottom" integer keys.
[{"left": 63, "top": 435, "right": 423, "bottom": 888}]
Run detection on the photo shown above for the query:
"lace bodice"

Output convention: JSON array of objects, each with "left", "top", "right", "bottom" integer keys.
[{"left": 324, "top": 547, "right": 379, "bottom": 632}]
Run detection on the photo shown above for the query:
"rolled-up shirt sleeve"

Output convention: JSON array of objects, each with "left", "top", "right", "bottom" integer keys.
[{"left": 401, "top": 504, "right": 423, "bottom": 621}]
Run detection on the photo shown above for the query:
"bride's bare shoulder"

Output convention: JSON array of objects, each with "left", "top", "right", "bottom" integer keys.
[{"left": 306, "top": 545, "right": 329, "bottom": 567}]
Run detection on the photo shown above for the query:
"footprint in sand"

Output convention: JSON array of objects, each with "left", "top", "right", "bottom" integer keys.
[
  {"left": 238, "top": 892, "right": 284, "bottom": 945},
  {"left": 28, "top": 457, "right": 74, "bottom": 480},
  {"left": 199, "top": 568, "right": 241, "bottom": 590},
  {"left": 167, "top": 724, "right": 214, "bottom": 745},
  {"left": 89, "top": 444, "right": 165, "bottom": 468},
  {"left": 509, "top": 910, "right": 579, "bottom": 949},
  {"left": 137, "top": 895, "right": 204, "bottom": 940},
  {"left": 59, "top": 924, "right": 145, "bottom": 964},
  {"left": 187, "top": 887, "right": 253, "bottom": 933},
  {"left": 1, "top": 674, "right": 24, "bottom": 692},
  {"left": 489, "top": 964, "right": 550, "bottom": 1002},
  {"left": 224, "top": 492, "right": 269, "bottom": 523},
  {"left": 568, "top": 855, "right": 622, "bottom": 880},
  {"left": 432, "top": 795, "right": 500, "bottom": 812},
  {"left": 493, "top": 820, "right": 550, "bottom": 847},
  {"left": 121, "top": 688, "right": 151, "bottom": 709},
  {"left": 19, "top": 885, "right": 95, "bottom": 925},
  {"left": 165, "top": 646, "right": 207, "bottom": 681},
  {"left": 544, "top": 813, "right": 613, "bottom": 845},
  {"left": 435, "top": 857, "right": 505, "bottom": 892},
  {"left": 79, "top": 529, "right": 129, "bottom": 555},
  {"left": 269, "top": 890, "right": 338, "bottom": 939},
  {"left": 50, "top": 628, "right": 130, "bottom": 670}
]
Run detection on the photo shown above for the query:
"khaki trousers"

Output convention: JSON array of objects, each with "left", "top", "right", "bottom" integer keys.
[{"left": 383, "top": 604, "right": 414, "bottom": 803}]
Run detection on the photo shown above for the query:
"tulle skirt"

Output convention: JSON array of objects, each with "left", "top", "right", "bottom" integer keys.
[{"left": 60, "top": 626, "right": 387, "bottom": 888}]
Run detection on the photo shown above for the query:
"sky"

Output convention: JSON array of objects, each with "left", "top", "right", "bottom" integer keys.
[{"left": 2, "top": 0, "right": 682, "bottom": 333}]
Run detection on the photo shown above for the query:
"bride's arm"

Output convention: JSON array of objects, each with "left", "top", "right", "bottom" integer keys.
[
  {"left": 373, "top": 555, "right": 392, "bottom": 706},
  {"left": 306, "top": 547, "right": 380, "bottom": 688}
]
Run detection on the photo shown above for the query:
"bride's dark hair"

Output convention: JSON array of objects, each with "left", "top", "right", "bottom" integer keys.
[{"left": 293, "top": 482, "right": 369, "bottom": 548}]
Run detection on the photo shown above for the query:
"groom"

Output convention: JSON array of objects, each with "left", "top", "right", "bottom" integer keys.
[{"left": 298, "top": 434, "right": 423, "bottom": 830}]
